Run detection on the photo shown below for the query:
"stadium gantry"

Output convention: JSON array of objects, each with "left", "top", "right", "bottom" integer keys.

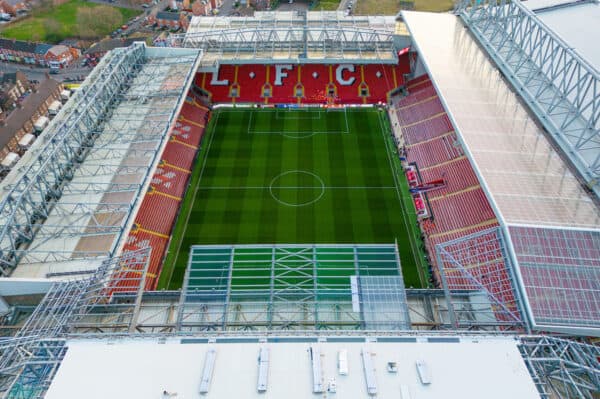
[
  {"left": 0, "top": 248, "right": 597, "bottom": 398},
  {"left": 400, "top": 8, "right": 600, "bottom": 337},
  {"left": 0, "top": 44, "right": 202, "bottom": 279},
  {"left": 455, "top": 0, "right": 600, "bottom": 198},
  {"left": 173, "top": 11, "right": 400, "bottom": 64},
  {"left": 0, "top": 6, "right": 598, "bottom": 399}
]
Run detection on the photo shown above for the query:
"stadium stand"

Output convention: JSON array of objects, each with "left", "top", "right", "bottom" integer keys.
[
  {"left": 120, "top": 94, "right": 210, "bottom": 289},
  {"left": 393, "top": 74, "right": 525, "bottom": 326},
  {"left": 195, "top": 58, "right": 410, "bottom": 104},
  {"left": 394, "top": 75, "right": 503, "bottom": 282}
]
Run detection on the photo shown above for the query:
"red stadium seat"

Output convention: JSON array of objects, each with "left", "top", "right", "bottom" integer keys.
[{"left": 195, "top": 56, "right": 410, "bottom": 105}]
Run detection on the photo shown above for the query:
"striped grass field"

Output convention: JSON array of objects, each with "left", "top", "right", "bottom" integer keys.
[{"left": 158, "top": 107, "right": 427, "bottom": 290}]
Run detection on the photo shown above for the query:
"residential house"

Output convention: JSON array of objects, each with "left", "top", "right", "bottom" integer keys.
[
  {"left": 0, "top": 71, "right": 30, "bottom": 122},
  {"left": 149, "top": 11, "right": 189, "bottom": 30},
  {"left": 0, "top": 0, "right": 28, "bottom": 16},
  {"left": 0, "top": 77, "right": 62, "bottom": 159},
  {"left": 45, "top": 45, "right": 80, "bottom": 68},
  {"left": 0, "top": 39, "right": 79, "bottom": 67},
  {"left": 191, "top": 0, "right": 212, "bottom": 16}
]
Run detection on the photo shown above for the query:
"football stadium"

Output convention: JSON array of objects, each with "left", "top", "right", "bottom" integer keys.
[{"left": 0, "top": 0, "right": 598, "bottom": 398}]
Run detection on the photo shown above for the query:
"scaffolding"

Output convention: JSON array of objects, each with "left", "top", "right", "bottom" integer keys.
[
  {"left": 0, "top": 248, "right": 151, "bottom": 397},
  {"left": 178, "top": 11, "right": 399, "bottom": 64},
  {"left": 519, "top": 336, "right": 600, "bottom": 399},
  {"left": 177, "top": 244, "right": 412, "bottom": 331},
  {"left": 435, "top": 227, "right": 527, "bottom": 332},
  {"left": 0, "top": 43, "right": 202, "bottom": 279},
  {"left": 455, "top": 0, "right": 600, "bottom": 197}
]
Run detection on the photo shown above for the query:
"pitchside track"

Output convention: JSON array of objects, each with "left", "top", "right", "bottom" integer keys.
[{"left": 159, "top": 108, "right": 425, "bottom": 290}]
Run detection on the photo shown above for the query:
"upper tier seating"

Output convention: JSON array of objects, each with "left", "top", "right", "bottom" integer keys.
[{"left": 195, "top": 56, "right": 410, "bottom": 105}]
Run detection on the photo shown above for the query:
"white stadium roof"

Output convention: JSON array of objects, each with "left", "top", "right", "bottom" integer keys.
[
  {"left": 403, "top": 11, "right": 600, "bottom": 336},
  {"left": 402, "top": 11, "right": 599, "bottom": 230},
  {"left": 45, "top": 337, "right": 539, "bottom": 399},
  {"left": 523, "top": 0, "right": 600, "bottom": 70},
  {"left": 0, "top": 44, "right": 201, "bottom": 280}
]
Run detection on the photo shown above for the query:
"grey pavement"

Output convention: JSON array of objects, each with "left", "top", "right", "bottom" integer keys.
[{"left": 0, "top": 61, "right": 92, "bottom": 83}]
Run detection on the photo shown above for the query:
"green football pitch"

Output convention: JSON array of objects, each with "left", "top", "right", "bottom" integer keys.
[{"left": 158, "top": 107, "right": 427, "bottom": 290}]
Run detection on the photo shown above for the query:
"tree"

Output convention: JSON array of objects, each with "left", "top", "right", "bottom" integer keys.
[{"left": 76, "top": 6, "right": 122, "bottom": 39}]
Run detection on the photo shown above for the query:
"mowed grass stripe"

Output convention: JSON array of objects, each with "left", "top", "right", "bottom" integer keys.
[{"left": 158, "top": 108, "right": 424, "bottom": 290}]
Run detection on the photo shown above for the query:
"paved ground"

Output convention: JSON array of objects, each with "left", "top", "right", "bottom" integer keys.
[
  {"left": 275, "top": 0, "right": 310, "bottom": 11},
  {"left": 0, "top": 61, "right": 92, "bottom": 83}
]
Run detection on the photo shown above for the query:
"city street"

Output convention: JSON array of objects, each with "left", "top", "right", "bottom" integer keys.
[{"left": 0, "top": 61, "right": 92, "bottom": 83}]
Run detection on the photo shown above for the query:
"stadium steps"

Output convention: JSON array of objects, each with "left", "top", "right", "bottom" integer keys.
[
  {"left": 397, "top": 93, "right": 439, "bottom": 110},
  {"left": 428, "top": 217, "right": 498, "bottom": 240},
  {"left": 401, "top": 114, "right": 454, "bottom": 145},
  {"left": 405, "top": 135, "right": 462, "bottom": 168},
  {"left": 419, "top": 155, "right": 467, "bottom": 172},
  {"left": 428, "top": 184, "right": 480, "bottom": 202},
  {"left": 405, "top": 130, "right": 454, "bottom": 148},
  {"left": 420, "top": 158, "right": 479, "bottom": 197},
  {"left": 151, "top": 165, "right": 190, "bottom": 198},
  {"left": 406, "top": 79, "right": 432, "bottom": 93},
  {"left": 400, "top": 111, "right": 447, "bottom": 129},
  {"left": 118, "top": 93, "right": 211, "bottom": 289}
]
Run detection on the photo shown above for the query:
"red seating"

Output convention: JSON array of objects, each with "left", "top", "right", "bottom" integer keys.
[
  {"left": 405, "top": 134, "right": 462, "bottom": 168},
  {"left": 427, "top": 189, "right": 495, "bottom": 235},
  {"left": 151, "top": 165, "right": 190, "bottom": 198},
  {"left": 195, "top": 57, "right": 410, "bottom": 105},
  {"left": 397, "top": 97, "right": 445, "bottom": 126},
  {"left": 121, "top": 230, "right": 169, "bottom": 290},
  {"left": 135, "top": 193, "right": 180, "bottom": 236},
  {"left": 394, "top": 75, "right": 525, "bottom": 325},
  {"left": 117, "top": 92, "right": 211, "bottom": 290},
  {"left": 406, "top": 74, "right": 431, "bottom": 90},
  {"left": 401, "top": 114, "right": 454, "bottom": 145},
  {"left": 161, "top": 141, "right": 197, "bottom": 171},
  {"left": 420, "top": 158, "right": 479, "bottom": 198}
]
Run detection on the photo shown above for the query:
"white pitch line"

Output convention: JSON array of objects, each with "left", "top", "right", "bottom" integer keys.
[{"left": 199, "top": 186, "right": 397, "bottom": 190}]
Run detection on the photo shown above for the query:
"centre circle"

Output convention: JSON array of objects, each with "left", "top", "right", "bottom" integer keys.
[{"left": 269, "top": 170, "right": 325, "bottom": 207}]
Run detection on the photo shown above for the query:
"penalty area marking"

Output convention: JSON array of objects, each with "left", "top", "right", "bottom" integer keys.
[{"left": 268, "top": 170, "right": 325, "bottom": 207}]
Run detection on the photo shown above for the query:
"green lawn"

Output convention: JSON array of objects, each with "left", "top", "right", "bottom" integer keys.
[
  {"left": 158, "top": 108, "right": 427, "bottom": 290},
  {"left": 0, "top": 0, "right": 140, "bottom": 43},
  {"left": 314, "top": 0, "right": 341, "bottom": 10},
  {"left": 354, "top": 0, "right": 453, "bottom": 14}
]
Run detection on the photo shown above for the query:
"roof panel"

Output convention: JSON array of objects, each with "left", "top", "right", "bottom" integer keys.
[
  {"left": 402, "top": 11, "right": 600, "bottom": 229},
  {"left": 510, "top": 226, "right": 600, "bottom": 334}
]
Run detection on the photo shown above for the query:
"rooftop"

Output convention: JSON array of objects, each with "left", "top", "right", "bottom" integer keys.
[
  {"left": 402, "top": 11, "right": 599, "bottom": 230},
  {"left": 523, "top": 0, "right": 600, "bottom": 71},
  {"left": 403, "top": 11, "right": 600, "bottom": 336},
  {"left": 84, "top": 38, "right": 138, "bottom": 55},
  {"left": 45, "top": 337, "right": 539, "bottom": 399},
  {"left": 181, "top": 11, "right": 400, "bottom": 64},
  {"left": 0, "top": 77, "right": 60, "bottom": 149},
  {"left": 1, "top": 44, "right": 202, "bottom": 279}
]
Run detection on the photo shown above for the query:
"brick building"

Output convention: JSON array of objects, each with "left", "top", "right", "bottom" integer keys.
[
  {"left": 0, "top": 39, "right": 78, "bottom": 67},
  {"left": 0, "top": 77, "right": 62, "bottom": 159},
  {"left": 148, "top": 11, "right": 190, "bottom": 30},
  {"left": 0, "top": 0, "right": 28, "bottom": 16},
  {"left": 0, "top": 71, "right": 30, "bottom": 120}
]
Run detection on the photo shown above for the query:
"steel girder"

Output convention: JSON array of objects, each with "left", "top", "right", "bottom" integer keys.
[
  {"left": 518, "top": 336, "right": 600, "bottom": 399},
  {"left": 0, "top": 45, "right": 145, "bottom": 275},
  {"left": 435, "top": 227, "right": 527, "bottom": 331},
  {"left": 177, "top": 27, "right": 396, "bottom": 63},
  {"left": 0, "top": 249, "right": 151, "bottom": 397},
  {"left": 455, "top": 0, "right": 600, "bottom": 196}
]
